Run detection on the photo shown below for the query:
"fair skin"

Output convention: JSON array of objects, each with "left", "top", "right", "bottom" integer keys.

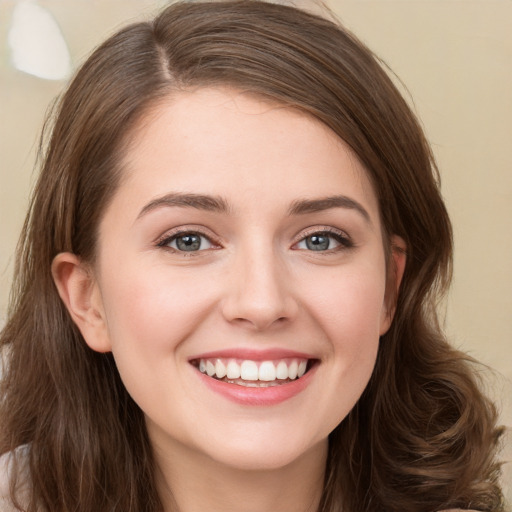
[{"left": 52, "top": 87, "right": 406, "bottom": 512}]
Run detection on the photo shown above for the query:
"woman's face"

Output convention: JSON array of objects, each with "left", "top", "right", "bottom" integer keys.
[{"left": 75, "top": 88, "right": 402, "bottom": 471}]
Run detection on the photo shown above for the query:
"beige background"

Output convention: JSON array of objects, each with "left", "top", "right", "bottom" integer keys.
[{"left": 0, "top": 0, "right": 510, "bottom": 498}]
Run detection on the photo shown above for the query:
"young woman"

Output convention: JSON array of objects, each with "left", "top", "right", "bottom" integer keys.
[{"left": 0, "top": 1, "right": 506, "bottom": 511}]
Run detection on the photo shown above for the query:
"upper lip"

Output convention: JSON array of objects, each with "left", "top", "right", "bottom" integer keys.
[{"left": 188, "top": 348, "right": 317, "bottom": 362}]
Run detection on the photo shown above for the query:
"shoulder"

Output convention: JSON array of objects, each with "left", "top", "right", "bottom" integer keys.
[{"left": 0, "top": 446, "right": 30, "bottom": 511}]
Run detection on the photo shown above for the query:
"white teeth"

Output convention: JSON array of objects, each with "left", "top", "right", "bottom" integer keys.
[
  {"left": 276, "top": 361, "right": 288, "bottom": 380},
  {"left": 197, "top": 357, "right": 311, "bottom": 384},
  {"left": 240, "top": 360, "right": 259, "bottom": 381},
  {"left": 215, "top": 359, "right": 227, "bottom": 379},
  {"left": 288, "top": 360, "right": 298, "bottom": 379},
  {"left": 226, "top": 360, "right": 241, "bottom": 379},
  {"left": 258, "top": 361, "right": 276, "bottom": 381},
  {"left": 206, "top": 360, "right": 216, "bottom": 377}
]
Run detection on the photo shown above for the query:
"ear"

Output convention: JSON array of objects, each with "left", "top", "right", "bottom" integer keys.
[
  {"left": 379, "top": 235, "right": 407, "bottom": 335},
  {"left": 51, "top": 252, "right": 112, "bottom": 353}
]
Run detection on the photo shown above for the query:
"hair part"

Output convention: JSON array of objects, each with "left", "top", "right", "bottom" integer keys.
[{"left": 0, "top": 2, "right": 505, "bottom": 511}]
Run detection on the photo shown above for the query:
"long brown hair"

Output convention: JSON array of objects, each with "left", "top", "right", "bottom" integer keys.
[{"left": 0, "top": 1, "right": 505, "bottom": 511}]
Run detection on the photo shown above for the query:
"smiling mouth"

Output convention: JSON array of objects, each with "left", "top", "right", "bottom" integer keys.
[{"left": 191, "top": 358, "right": 316, "bottom": 387}]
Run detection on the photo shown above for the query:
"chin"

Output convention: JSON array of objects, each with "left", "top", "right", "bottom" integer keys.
[{"left": 201, "top": 434, "right": 327, "bottom": 473}]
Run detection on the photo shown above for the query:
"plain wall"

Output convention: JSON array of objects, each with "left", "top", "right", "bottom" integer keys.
[{"left": 0, "top": 0, "right": 510, "bottom": 497}]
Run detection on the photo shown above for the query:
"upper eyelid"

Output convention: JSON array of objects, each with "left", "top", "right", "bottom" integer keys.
[
  {"left": 155, "top": 226, "right": 220, "bottom": 247},
  {"left": 293, "top": 225, "right": 351, "bottom": 243}
]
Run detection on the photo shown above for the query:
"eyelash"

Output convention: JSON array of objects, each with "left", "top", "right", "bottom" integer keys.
[
  {"left": 292, "top": 227, "right": 354, "bottom": 253},
  {"left": 156, "top": 228, "right": 220, "bottom": 255},
  {"left": 155, "top": 226, "right": 353, "bottom": 254}
]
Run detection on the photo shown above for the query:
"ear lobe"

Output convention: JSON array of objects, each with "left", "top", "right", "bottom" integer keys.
[
  {"left": 379, "top": 235, "right": 407, "bottom": 335},
  {"left": 51, "top": 252, "right": 112, "bottom": 353}
]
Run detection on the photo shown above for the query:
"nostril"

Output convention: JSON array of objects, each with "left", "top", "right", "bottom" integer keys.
[
  {"left": 221, "top": 291, "right": 298, "bottom": 331},
  {"left": 229, "top": 314, "right": 289, "bottom": 331}
]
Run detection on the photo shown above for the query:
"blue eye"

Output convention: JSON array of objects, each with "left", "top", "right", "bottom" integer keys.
[
  {"left": 296, "top": 231, "right": 351, "bottom": 251},
  {"left": 159, "top": 232, "right": 214, "bottom": 252}
]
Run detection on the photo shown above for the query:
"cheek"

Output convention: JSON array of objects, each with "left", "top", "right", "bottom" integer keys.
[
  {"left": 299, "top": 267, "right": 385, "bottom": 432},
  {"left": 303, "top": 263, "right": 387, "bottom": 345},
  {"left": 96, "top": 264, "right": 220, "bottom": 424},
  {"left": 323, "top": 274, "right": 384, "bottom": 361},
  {"left": 99, "top": 262, "right": 217, "bottom": 355},
  {"left": 300, "top": 262, "right": 386, "bottom": 389}
]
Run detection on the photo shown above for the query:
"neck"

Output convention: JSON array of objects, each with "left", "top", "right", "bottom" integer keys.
[{"left": 151, "top": 433, "right": 327, "bottom": 512}]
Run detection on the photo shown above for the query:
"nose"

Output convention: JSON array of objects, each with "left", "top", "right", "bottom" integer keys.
[{"left": 221, "top": 245, "right": 299, "bottom": 331}]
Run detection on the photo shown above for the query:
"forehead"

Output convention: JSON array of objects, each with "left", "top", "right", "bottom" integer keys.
[{"left": 116, "top": 87, "right": 380, "bottom": 222}]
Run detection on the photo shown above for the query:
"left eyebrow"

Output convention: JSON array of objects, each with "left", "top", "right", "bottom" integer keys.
[
  {"left": 136, "top": 192, "right": 230, "bottom": 220},
  {"left": 287, "top": 195, "right": 371, "bottom": 224}
]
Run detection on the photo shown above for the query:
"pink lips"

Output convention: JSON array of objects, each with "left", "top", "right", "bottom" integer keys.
[{"left": 189, "top": 348, "right": 318, "bottom": 406}]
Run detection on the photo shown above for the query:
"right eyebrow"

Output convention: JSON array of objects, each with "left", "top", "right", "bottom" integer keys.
[
  {"left": 287, "top": 195, "right": 371, "bottom": 224},
  {"left": 136, "top": 192, "right": 230, "bottom": 220}
]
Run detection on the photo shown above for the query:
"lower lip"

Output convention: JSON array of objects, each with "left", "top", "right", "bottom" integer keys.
[{"left": 195, "top": 364, "right": 317, "bottom": 406}]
